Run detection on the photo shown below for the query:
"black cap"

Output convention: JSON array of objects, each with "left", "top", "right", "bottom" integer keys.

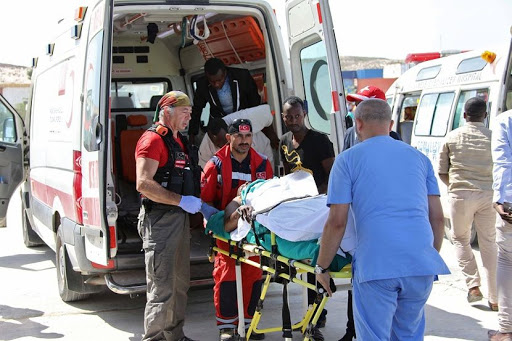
[{"left": 228, "top": 118, "right": 253, "bottom": 134}]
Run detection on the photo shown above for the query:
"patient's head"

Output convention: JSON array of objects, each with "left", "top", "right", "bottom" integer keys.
[{"left": 207, "top": 118, "right": 228, "bottom": 149}]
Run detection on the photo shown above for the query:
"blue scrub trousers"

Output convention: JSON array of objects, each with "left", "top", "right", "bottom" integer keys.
[{"left": 352, "top": 273, "right": 434, "bottom": 341}]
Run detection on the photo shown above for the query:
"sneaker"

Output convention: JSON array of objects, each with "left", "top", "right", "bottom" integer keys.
[
  {"left": 219, "top": 328, "right": 236, "bottom": 341},
  {"left": 488, "top": 330, "right": 512, "bottom": 341},
  {"left": 488, "top": 301, "right": 499, "bottom": 311},
  {"left": 467, "top": 286, "right": 483, "bottom": 303},
  {"left": 248, "top": 330, "right": 265, "bottom": 340}
]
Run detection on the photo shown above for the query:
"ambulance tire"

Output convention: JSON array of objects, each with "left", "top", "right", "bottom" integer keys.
[
  {"left": 444, "top": 219, "right": 477, "bottom": 245},
  {"left": 22, "top": 206, "right": 43, "bottom": 247},
  {"left": 56, "top": 227, "right": 90, "bottom": 302}
]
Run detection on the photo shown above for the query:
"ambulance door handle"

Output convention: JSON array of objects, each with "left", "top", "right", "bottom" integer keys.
[
  {"left": 91, "top": 115, "right": 102, "bottom": 148},
  {"left": 95, "top": 122, "right": 103, "bottom": 145}
]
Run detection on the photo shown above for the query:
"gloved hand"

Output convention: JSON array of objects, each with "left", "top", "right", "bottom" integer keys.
[
  {"left": 178, "top": 195, "right": 202, "bottom": 214},
  {"left": 200, "top": 202, "right": 219, "bottom": 221}
]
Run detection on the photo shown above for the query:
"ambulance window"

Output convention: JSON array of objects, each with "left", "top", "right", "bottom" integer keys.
[
  {"left": 452, "top": 89, "right": 489, "bottom": 129},
  {"left": 84, "top": 32, "right": 103, "bottom": 152},
  {"left": 414, "top": 92, "right": 454, "bottom": 136},
  {"left": 430, "top": 93, "right": 454, "bottom": 136},
  {"left": 456, "top": 57, "right": 487, "bottom": 74},
  {"left": 300, "top": 41, "right": 331, "bottom": 134},
  {"left": 416, "top": 65, "right": 441, "bottom": 81},
  {"left": 399, "top": 95, "right": 420, "bottom": 121},
  {"left": 191, "top": 77, "right": 211, "bottom": 128},
  {"left": 110, "top": 79, "right": 168, "bottom": 110},
  {"left": 0, "top": 102, "right": 16, "bottom": 143}
]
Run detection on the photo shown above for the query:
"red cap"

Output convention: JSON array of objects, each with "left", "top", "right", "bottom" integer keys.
[{"left": 346, "top": 86, "right": 386, "bottom": 103}]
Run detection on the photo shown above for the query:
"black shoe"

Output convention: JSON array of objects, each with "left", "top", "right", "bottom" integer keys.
[
  {"left": 178, "top": 337, "right": 197, "bottom": 341},
  {"left": 338, "top": 332, "right": 356, "bottom": 341},
  {"left": 310, "top": 327, "right": 324, "bottom": 341},
  {"left": 316, "top": 309, "right": 327, "bottom": 328},
  {"left": 248, "top": 330, "right": 265, "bottom": 340},
  {"left": 316, "top": 318, "right": 326, "bottom": 329}
]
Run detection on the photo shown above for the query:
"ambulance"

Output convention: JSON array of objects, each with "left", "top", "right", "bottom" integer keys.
[
  {"left": 386, "top": 41, "right": 512, "bottom": 243},
  {"left": 0, "top": 0, "right": 348, "bottom": 301}
]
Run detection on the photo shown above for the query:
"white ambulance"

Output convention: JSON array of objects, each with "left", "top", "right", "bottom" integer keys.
[
  {"left": 386, "top": 42, "right": 512, "bottom": 242},
  {"left": 1, "top": 0, "right": 348, "bottom": 301}
]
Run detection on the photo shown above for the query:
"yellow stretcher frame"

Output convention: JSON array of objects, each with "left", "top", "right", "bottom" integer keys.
[{"left": 211, "top": 233, "right": 352, "bottom": 341}]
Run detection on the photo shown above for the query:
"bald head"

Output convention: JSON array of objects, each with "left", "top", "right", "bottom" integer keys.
[
  {"left": 354, "top": 99, "right": 393, "bottom": 141},
  {"left": 354, "top": 99, "right": 392, "bottom": 122}
]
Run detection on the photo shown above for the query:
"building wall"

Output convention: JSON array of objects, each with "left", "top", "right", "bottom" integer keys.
[{"left": 356, "top": 78, "right": 396, "bottom": 93}]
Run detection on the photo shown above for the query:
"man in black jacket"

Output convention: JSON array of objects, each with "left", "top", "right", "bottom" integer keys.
[{"left": 189, "top": 58, "right": 262, "bottom": 145}]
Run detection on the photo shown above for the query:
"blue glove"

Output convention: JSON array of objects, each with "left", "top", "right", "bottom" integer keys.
[
  {"left": 178, "top": 195, "right": 202, "bottom": 214},
  {"left": 200, "top": 202, "right": 220, "bottom": 221}
]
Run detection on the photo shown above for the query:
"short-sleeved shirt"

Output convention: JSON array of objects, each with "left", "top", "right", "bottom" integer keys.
[
  {"left": 280, "top": 130, "right": 334, "bottom": 188},
  {"left": 327, "top": 135, "right": 450, "bottom": 283},
  {"left": 135, "top": 130, "right": 184, "bottom": 166},
  {"left": 437, "top": 122, "right": 493, "bottom": 192}
]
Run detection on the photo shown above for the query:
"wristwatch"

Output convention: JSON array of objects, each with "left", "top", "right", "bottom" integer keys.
[{"left": 314, "top": 264, "right": 327, "bottom": 274}]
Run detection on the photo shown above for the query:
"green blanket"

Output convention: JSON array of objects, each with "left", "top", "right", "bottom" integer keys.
[{"left": 205, "top": 211, "right": 351, "bottom": 272}]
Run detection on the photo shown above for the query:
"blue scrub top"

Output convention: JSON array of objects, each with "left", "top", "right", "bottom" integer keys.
[{"left": 327, "top": 135, "right": 450, "bottom": 283}]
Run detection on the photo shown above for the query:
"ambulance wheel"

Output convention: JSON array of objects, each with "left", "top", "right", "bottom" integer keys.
[
  {"left": 56, "top": 227, "right": 89, "bottom": 302},
  {"left": 22, "top": 206, "right": 43, "bottom": 247},
  {"left": 444, "top": 219, "right": 477, "bottom": 245}
]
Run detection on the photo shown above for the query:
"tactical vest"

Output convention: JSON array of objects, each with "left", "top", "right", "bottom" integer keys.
[{"left": 148, "top": 124, "right": 201, "bottom": 198}]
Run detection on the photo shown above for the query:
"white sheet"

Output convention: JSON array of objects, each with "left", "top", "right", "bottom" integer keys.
[
  {"left": 222, "top": 104, "right": 273, "bottom": 133},
  {"left": 230, "top": 171, "right": 356, "bottom": 256}
]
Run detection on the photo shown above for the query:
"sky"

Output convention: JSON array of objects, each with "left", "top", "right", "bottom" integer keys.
[{"left": 1, "top": 0, "right": 511, "bottom": 67}]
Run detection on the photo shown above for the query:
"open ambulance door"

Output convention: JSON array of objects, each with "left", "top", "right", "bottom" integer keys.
[
  {"left": 285, "top": 0, "right": 347, "bottom": 154},
  {"left": 0, "top": 94, "right": 26, "bottom": 227},
  {"left": 80, "top": 0, "right": 114, "bottom": 267}
]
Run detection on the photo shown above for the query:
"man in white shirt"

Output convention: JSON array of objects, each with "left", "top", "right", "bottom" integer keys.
[{"left": 489, "top": 109, "right": 512, "bottom": 341}]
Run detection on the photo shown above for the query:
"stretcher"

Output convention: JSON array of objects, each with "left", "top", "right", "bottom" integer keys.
[{"left": 205, "top": 172, "right": 354, "bottom": 341}]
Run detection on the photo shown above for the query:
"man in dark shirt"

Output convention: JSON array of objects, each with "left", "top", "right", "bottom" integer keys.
[
  {"left": 279, "top": 96, "right": 334, "bottom": 339},
  {"left": 280, "top": 96, "right": 335, "bottom": 194}
]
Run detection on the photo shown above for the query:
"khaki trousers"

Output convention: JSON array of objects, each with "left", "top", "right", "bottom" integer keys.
[
  {"left": 448, "top": 190, "right": 497, "bottom": 303},
  {"left": 138, "top": 205, "right": 190, "bottom": 341},
  {"left": 497, "top": 219, "right": 512, "bottom": 333}
]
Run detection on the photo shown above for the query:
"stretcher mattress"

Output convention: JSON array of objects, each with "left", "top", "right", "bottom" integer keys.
[{"left": 205, "top": 171, "right": 354, "bottom": 271}]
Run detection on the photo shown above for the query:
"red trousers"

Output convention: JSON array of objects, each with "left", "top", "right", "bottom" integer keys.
[{"left": 213, "top": 240, "right": 263, "bottom": 329}]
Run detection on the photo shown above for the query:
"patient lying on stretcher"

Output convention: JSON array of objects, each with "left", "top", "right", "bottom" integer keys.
[{"left": 203, "top": 171, "right": 355, "bottom": 271}]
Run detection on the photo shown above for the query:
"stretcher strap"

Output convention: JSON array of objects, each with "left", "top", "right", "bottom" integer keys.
[
  {"left": 282, "top": 282, "right": 293, "bottom": 339},
  {"left": 221, "top": 20, "right": 243, "bottom": 64}
]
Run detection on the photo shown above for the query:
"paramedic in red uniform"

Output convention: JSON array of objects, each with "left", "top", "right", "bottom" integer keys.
[
  {"left": 201, "top": 118, "right": 273, "bottom": 341},
  {"left": 135, "top": 91, "right": 201, "bottom": 341}
]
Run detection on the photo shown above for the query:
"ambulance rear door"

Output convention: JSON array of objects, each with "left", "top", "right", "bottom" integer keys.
[
  {"left": 0, "top": 94, "right": 26, "bottom": 227},
  {"left": 285, "top": 0, "right": 347, "bottom": 153},
  {"left": 80, "top": 0, "right": 114, "bottom": 267}
]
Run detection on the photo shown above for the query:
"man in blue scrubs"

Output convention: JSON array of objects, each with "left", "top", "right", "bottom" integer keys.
[{"left": 315, "top": 99, "right": 450, "bottom": 340}]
